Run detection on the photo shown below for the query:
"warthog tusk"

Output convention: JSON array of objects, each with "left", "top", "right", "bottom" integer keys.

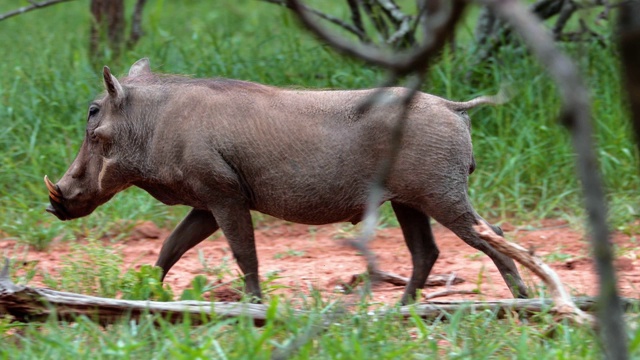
[
  {"left": 48, "top": 191, "right": 62, "bottom": 203},
  {"left": 44, "top": 175, "right": 62, "bottom": 198}
]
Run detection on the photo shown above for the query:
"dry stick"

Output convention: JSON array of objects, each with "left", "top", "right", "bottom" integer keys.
[
  {"left": 362, "top": 0, "right": 391, "bottom": 40},
  {"left": 473, "top": 223, "right": 594, "bottom": 325},
  {"left": 552, "top": 0, "right": 577, "bottom": 39},
  {"left": 0, "top": 0, "right": 76, "bottom": 21},
  {"left": 481, "top": 1, "right": 627, "bottom": 357},
  {"left": 341, "top": 271, "right": 465, "bottom": 293},
  {"left": 423, "top": 289, "right": 478, "bottom": 300},
  {"left": 285, "top": 0, "right": 467, "bottom": 76},
  {"left": 263, "top": 0, "right": 368, "bottom": 42},
  {"left": 423, "top": 272, "right": 478, "bottom": 300},
  {"left": 374, "top": 0, "right": 415, "bottom": 45},
  {"left": 401, "top": 297, "right": 640, "bottom": 321},
  {"left": 349, "top": 77, "right": 424, "bottom": 289},
  {"left": 376, "top": 0, "right": 409, "bottom": 25},
  {"left": 346, "top": 0, "right": 366, "bottom": 39}
]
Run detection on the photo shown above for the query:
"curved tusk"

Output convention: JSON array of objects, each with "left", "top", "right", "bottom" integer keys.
[
  {"left": 44, "top": 175, "right": 62, "bottom": 197},
  {"left": 48, "top": 191, "right": 62, "bottom": 203}
]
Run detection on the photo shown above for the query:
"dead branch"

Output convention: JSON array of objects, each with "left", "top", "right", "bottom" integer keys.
[
  {"left": 0, "top": 271, "right": 275, "bottom": 326},
  {"left": 403, "top": 297, "right": 640, "bottom": 321},
  {"left": 0, "top": 0, "right": 76, "bottom": 22},
  {"left": 346, "top": 0, "right": 366, "bottom": 39},
  {"left": 264, "top": 0, "right": 369, "bottom": 42},
  {"left": 340, "top": 271, "right": 465, "bottom": 293},
  {"left": 3, "top": 267, "right": 639, "bottom": 327},
  {"left": 383, "top": 0, "right": 414, "bottom": 47},
  {"left": 423, "top": 289, "right": 479, "bottom": 300},
  {"left": 284, "top": 0, "right": 466, "bottom": 76},
  {"left": 473, "top": 223, "right": 594, "bottom": 325},
  {"left": 265, "top": 0, "right": 419, "bottom": 47},
  {"left": 473, "top": 0, "right": 615, "bottom": 67},
  {"left": 479, "top": 0, "right": 627, "bottom": 356},
  {"left": 552, "top": 0, "right": 577, "bottom": 38}
]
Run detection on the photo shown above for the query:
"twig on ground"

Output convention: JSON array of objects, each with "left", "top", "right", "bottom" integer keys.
[
  {"left": 424, "top": 289, "right": 479, "bottom": 300},
  {"left": 340, "top": 271, "right": 465, "bottom": 293},
  {"left": 422, "top": 272, "right": 477, "bottom": 300}
]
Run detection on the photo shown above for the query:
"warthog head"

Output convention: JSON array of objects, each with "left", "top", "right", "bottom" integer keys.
[{"left": 45, "top": 61, "right": 149, "bottom": 220}]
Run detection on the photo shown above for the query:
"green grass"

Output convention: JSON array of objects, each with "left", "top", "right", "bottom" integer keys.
[
  {"left": 0, "top": 1, "right": 638, "bottom": 357},
  {"left": 1, "top": 295, "right": 638, "bottom": 359}
]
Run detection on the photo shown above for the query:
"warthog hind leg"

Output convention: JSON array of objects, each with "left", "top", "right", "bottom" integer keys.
[
  {"left": 392, "top": 202, "right": 439, "bottom": 305},
  {"left": 425, "top": 196, "right": 530, "bottom": 299}
]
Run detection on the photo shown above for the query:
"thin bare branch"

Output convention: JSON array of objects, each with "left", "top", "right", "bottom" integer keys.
[
  {"left": 284, "top": 0, "right": 467, "bottom": 76},
  {"left": 375, "top": 0, "right": 408, "bottom": 25},
  {"left": 424, "top": 289, "right": 478, "bottom": 300},
  {"left": 374, "top": 0, "right": 416, "bottom": 46},
  {"left": 0, "top": 0, "right": 75, "bottom": 22},
  {"left": 340, "top": 271, "right": 465, "bottom": 293},
  {"left": 346, "top": 0, "right": 366, "bottom": 38},
  {"left": 348, "top": 77, "right": 424, "bottom": 295},
  {"left": 480, "top": 0, "right": 627, "bottom": 356},
  {"left": 552, "top": 0, "right": 577, "bottom": 38},
  {"left": 362, "top": 0, "right": 390, "bottom": 40},
  {"left": 264, "top": 0, "right": 368, "bottom": 42}
]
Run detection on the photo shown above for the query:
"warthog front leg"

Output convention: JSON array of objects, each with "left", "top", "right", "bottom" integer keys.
[
  {"left": 209, "top": 200, "right": 262, "bottom": 302},
  {"left": 392, "top": 202, "right": 440, "bottom": 305},
  {"left": 156, "top": 208, "right": 219, "bottom": 280}
]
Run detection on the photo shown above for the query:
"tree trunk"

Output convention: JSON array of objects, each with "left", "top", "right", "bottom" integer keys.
[{"left": 89, "top": 0, "right": 125, "bottom": 60}]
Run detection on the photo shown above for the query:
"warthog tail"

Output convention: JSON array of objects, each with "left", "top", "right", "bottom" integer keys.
[{"left": 445, "top": 86, "right": 513, "bottom": 112}]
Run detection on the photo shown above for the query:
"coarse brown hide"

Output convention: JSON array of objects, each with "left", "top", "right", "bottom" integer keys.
[{"left": 45, "top": 58, "right": 528, "bottom": 304}]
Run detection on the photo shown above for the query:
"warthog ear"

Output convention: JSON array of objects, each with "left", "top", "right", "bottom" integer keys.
[
  {"left": 103, "top": 66, "right": 124, "bottom": 105},
  {"left": 128, "top": 58, "right": 151, "bottom": 77}
]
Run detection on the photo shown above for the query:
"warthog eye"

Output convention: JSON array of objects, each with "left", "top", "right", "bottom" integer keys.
[{"left": 88, "top": 105, "right": 100, "bottom": 118}]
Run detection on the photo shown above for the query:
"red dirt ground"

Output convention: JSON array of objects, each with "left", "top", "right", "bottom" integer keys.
[{"left": 1, "top": 219, "right": 639, "bottom": 303}]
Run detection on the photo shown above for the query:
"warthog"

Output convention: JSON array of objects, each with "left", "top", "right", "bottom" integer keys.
[{"left": 45, "top": 58, "right": 528, "bottom": 304}]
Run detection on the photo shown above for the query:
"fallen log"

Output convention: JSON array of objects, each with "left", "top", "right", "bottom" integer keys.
[{"left": 2, "top": 260, "right": 639, "bottom": 326}]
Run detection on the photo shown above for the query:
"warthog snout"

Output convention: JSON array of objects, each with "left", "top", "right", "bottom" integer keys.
[{"left": 44, "top": 175, "right": 70, "bottom": 221}]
